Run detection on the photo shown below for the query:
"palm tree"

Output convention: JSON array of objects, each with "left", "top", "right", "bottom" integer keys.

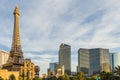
[{"left": 114, "top": 65, "right": 120, "bottom": 76}]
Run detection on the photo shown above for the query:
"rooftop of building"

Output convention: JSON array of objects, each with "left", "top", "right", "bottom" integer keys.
[
  {"left": 78, "top": 48, "right": 109, "bottom": 50},
  {"left": 60, "top": 43, "right": 71, "bottom": 47},
  {"left": 0, "top": 49, "right": 9, "bottom": 54}
]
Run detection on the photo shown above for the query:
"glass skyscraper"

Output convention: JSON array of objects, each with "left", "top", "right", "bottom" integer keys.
[
  {"left": 110, "top": 53, "right": 120, "bottom": 71},
  {"left": 59, "top": 43, "right": 71, "bottom": 75},
  {"left": 78, "top": 48, "right": 110, "bottom": 75},
  {"left": 49, "top": 63, "right": 58, "bottom": 75},
  {"left": 78, "top": 48, "right": 89, "bottom": 75},
  {"left": 90, "top": 48, "right": 110, "bottom": 75}
]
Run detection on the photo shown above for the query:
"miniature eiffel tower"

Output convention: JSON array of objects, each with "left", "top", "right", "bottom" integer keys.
[{"left": 3, "top": 6, "right": 24, "bottom": 71}]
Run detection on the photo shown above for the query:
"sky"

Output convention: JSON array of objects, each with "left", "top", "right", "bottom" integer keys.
[{"left": 0, "top": 0, "right": 120, "bottom": 75}]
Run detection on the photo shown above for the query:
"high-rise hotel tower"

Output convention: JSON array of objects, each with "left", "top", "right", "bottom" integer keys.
[
  {"left": 59, "top": 43, "right": 71, "bottom": 75},
  {"left": 78, "top": 48, "right": 110, "bottom": 75},
  {"left": 78, "top": 48, "right": 89, "bottom": 75}
]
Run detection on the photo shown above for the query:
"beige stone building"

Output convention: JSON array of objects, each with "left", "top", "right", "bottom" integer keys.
[
  {"left": 56, "top": 65, "right": 65, "bottom": 77},
  {"left": 42, "top": 74, "right": 47, "bottom": 78},
  {"left": 0, "top": 50, "right": 9, "bottom": 69},
  {"left": 0, "top": 59, "right": 35, "bottom": 80},
  {"left": 20, "top": 59, "right": 35, "bottom": 80},
  {"left": 48, "top": 64, "right": 65, "bottom": 77},
  {"left": 0, "top": 69, "right": 19, "bottom": 80}
]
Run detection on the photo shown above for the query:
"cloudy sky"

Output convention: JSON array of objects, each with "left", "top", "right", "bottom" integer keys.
[{"left": 0, "top": 0, "right": 120, "bottom": 75}]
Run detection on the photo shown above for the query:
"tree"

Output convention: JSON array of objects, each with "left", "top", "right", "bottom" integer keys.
[
  {"left": 77, "top": 72, "right": 86, "bottom": 80},
  {"left": 58, "top": 74, "right": 70, "bottom": 80},
  {"left": 64, "top": 73, "right": 70, "bottom": 80},
  {"left": 100, "top": 71, "right": 114, "bottom": 80},
  {"left": 72, "top": 76, "right": 78, "bottom": 80},
  {"left": 114, "top": 65, "right": 120, "bottom": 76},
  {"left": 18, "top": 76, "right": 23, "bottom": 80},
  {"left": 9, "top": 74, "right": 16, "bottom": 80},
  {"left": 46, "top": 76, "right": 57, "bottom": 80},
  {"left": 33, "top": 77, "right": 42, "bottom": 80},
  {"left": 86, "top": 76, "right": 96, "bottom": 80},
  {"left": 0, "top": 76, "right": 3, "bottom": 80}
]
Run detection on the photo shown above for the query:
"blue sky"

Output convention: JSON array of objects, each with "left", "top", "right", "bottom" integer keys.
[{"left": 0, "top": 0, "right": 120, "bottom": 75}]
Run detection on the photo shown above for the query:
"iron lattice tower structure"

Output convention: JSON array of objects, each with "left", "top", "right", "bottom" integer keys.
[{"left": 3, "top": 6, "right": 24, "bottom": 71}]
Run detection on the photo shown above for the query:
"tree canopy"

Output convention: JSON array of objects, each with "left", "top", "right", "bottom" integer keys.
[
  {"left": 0, "top": 76, "right": 3, "bottom": 80},
  {"left": 9, "top": 74, "right": 16, "bottom": 80}
]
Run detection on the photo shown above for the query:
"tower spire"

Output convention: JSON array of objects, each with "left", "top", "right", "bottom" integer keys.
[
  {"left": 12, "top": 5, "right": 21, "bottom": 51},
  {"left": 3, "top": 6, "right": 24, "bottom": 71}
]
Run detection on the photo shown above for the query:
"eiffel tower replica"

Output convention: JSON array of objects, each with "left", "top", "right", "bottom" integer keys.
[{"left": 3, "top": 6, "right": 24, "bottom": 71}]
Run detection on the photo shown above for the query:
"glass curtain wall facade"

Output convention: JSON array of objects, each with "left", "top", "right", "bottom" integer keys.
[
  {"left": 89, "top": 49, "right": 100, "bottom": 75},
  {"left": 78, "top": 48, "right": 89, "bottom": 76},
  {"left": 49, "top": 63, "right": 58, "bottom": 75},
  {"left": 90, "top": 48, "right": 110, "bottom": 75},
  {"left": 110, "top": 53, "right": 120, "bottom": 71},
  {"left": 59, "top": 43, "right": 71, "bottom": 75},
  {"left": 78, "top": 48, "right": 110, "bottom": 75}
]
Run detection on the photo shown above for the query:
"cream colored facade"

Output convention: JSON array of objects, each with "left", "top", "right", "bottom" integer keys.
[
  {"left": 47, "top": 65, "right": 65, "bottom": 77},
  {"left": 20, "top": 59, "right": 35, "bottom": 80},
  {"left": 0, "top": 59, "right": 35, "bottom": 80},
  {"left": 0, "top": 50, "right": 9, "bottom": 69},
  {"left": 42, "top": 74, "right": 47, "bottom": 78},
  {"left": 0, "top": 69, "right": 19, "bottom": 80},
  {"left": 47, "top": 68, "right": 51, "bottom": 77},
  {"left": 56, "top": 65, "right": 65, "bottom": 77}
]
